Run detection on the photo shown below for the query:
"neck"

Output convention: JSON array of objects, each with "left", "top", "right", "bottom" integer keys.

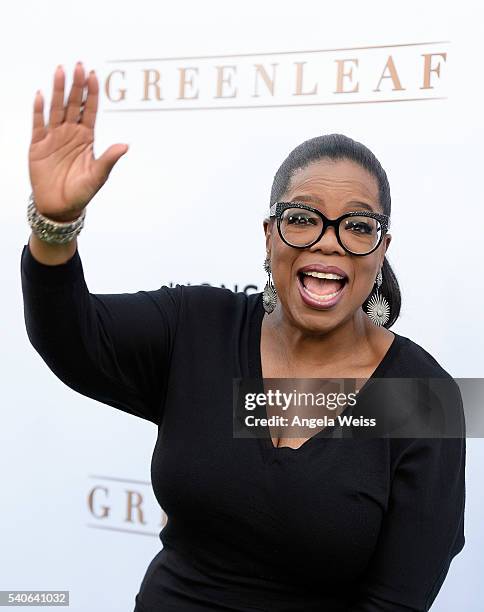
[{"left": 262, "top": 303, "right": 384, "bottom": 371}]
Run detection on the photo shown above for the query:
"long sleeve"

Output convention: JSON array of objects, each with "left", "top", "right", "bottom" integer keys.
[
  {"left": 347, "top": 433, "right": 466, "bottom": 611},
  {"left": 20, "top": 242, "right": 181, "bottom": 426}
]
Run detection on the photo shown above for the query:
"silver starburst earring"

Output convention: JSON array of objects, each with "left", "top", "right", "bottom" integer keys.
[
  {"left": 366, "top": 268, "right": 390, "bottom": 326},
  {"left": 262, "top": 254, "right": 277, "bottom": 314}
]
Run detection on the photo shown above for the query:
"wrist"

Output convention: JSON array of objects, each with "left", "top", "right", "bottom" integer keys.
[
  {"left": 27, "top": 193, "right": 86, "bottom": 244},
  {"left": 28, "top": 232, "right": 78, "bottom": 266}
]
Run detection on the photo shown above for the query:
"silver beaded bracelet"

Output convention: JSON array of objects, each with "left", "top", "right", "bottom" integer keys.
[{"left": 27, "top": 192, "right": 86, "bottom": 244}]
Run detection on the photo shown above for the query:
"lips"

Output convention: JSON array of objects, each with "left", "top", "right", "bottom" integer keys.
[
  {"left": 296, "top": 263, "right": 349, "bottom": 310},
  {"left": 297, "top": 263, "right": 348, "bottom": 279}
]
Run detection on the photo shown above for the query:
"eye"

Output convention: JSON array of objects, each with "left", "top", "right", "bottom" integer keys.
[
  {"left": 344, "top": 219, "right": 374, "bottom": 234},
  {"left": 283, "top": 208, "right": 320, "bottom": 225},
  {"left": 287, "top": 213, "right": 317, "bottom": 226}
]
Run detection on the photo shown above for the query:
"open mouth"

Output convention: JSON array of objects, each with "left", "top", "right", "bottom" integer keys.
[{"left": 297, "top": 269, "right": 348, "bottom": 305}]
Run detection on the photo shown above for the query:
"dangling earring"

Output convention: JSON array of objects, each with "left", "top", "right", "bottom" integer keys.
[
  {"left": 366, "top": 268, "right": 390, "bottom": 326},
  {"left": 262, "top": 254, "right": 277, "bottom": 314}
]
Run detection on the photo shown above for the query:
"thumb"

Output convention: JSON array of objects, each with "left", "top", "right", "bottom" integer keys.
[{"left": 92, "top": 143, "right": 129, "bottom": 186}]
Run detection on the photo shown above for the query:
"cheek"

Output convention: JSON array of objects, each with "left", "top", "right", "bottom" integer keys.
[
  {"left": 272, "top": 260, "right": 293, "bottom": 287},
  {"left": 271, "top": 252, "right": 297, "bottom": 289},
  {"left": 349, "top": 262, "right": 378, "bottom": 295}
]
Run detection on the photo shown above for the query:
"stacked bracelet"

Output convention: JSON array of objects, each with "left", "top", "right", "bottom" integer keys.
[{"left": 27, "top": 192, "right": 86, "bottom": 244}]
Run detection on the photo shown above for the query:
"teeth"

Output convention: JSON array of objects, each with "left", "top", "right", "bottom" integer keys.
[{"left": 302, "top": 270, "right": 345, "bottom": 280}]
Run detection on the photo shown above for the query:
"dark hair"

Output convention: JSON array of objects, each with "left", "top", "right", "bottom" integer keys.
[{"left": 269, "top": 133, "right": 401, "bottom": 328}]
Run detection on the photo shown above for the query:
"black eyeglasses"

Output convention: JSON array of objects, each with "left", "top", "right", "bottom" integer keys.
[{"left": 269, "top": 201, "right": 390, "bottom": 256}]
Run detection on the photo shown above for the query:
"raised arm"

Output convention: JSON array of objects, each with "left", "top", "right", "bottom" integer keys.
[{"left": 22, "top": 63, "right": 179, "bottom": 425}]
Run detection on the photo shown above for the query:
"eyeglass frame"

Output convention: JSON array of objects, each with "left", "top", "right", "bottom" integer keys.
[{"left": 268, "top": 201, "right": 390, "bottom": 256}]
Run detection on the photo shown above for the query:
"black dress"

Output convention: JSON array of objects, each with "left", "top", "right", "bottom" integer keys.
[{"left": 20, "top": 243, "right": 466, "bottom": 612}]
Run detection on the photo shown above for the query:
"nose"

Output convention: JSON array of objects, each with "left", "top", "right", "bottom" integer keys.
[{"left": 307, "top": 224, "right": 346, "bottom": 256}]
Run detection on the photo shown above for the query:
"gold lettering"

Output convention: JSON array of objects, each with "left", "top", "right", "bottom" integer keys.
[
  {"left": 142, "top": 69, "right": 163, "bottom": 101},
  {"left": 334, "top": 59, "right": 359, "bottom": 93},
  {"left": 87, "top": 486, "right": 110, "bottom": 519},
  {"left": 105, "top": 70, "right": 126, "bottom": 102},
  {"left": 178, "top": 67, "right": 199, "bottom": 99},
  {"left": 252, "top": 63, "right": 278, "bottom": 97},
  {"left": 214, "top": 66, "right": 237, "bottom": 98},
  {"left": 420, "top": 53, "right": 447, "bottom": 89},
  {"left": 373, "top": 56, "right": 404, "bottom": 91},
  {"left": 294, "top": 62, "right": 318, "bottom": 96},
  {"left": 125, "top": 490, "right": 147, "bottom": 525}
]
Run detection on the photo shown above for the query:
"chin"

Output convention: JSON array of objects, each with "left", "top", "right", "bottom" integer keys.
[{"left": 284, "top": 296, "right": 346, "bottom": 335}]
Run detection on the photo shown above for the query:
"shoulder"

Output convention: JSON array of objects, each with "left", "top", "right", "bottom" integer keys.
[
  {"left": 135, "top": 284, "right": 261, "bottom": 334},
  {"left": 386, "top": 333, "right": 465, "bottom": 438},
  {"left": 382, "top": 336, "right": 466, "bottom": 473},
  {"left": 166, "top": 285, "right": 263, "bottom": 347},
  {"left": 156, "top": 284, "right": 262, "bottom": 328},
  {"left": 390, "top": 332, "right": 456, "bottom": 379}
]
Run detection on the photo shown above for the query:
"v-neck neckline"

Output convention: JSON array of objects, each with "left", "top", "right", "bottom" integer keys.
[{"left": 247, "top": 292, "right": 402, "bottom": 455}]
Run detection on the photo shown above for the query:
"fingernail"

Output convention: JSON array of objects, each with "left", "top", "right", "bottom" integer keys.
[
  {"left": 57, "top": 64, "right": 63, "bottom": 71},
  {"left": 76, "top": 61, "right": 83, "bottom": 66},
  {"left": 89, "top": 69, "right": 96, "bottom": 75}
]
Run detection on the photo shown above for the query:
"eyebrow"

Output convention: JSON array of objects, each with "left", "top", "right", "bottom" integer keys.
[{"left": 290, "top": 194, "right": 376, "bottom": 213}]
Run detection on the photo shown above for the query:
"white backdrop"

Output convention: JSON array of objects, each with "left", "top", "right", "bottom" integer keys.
[{"left": 1, "top": 1, "right": 483, "bottom": 610}]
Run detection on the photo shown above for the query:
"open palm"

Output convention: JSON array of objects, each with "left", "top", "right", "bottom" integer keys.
[{"left": 29, "top": 62, "right": 128, "bottom": 222}]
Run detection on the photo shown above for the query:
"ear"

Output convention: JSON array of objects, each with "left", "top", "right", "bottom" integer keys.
[
  {"left": 263, "top": 218, "right": 273, "bottom": 254},
  {"left": 380, "top": 233, "right": 392, "bottom": 267}
]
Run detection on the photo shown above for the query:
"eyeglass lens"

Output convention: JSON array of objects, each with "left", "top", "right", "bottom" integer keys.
[{"left": 280, "top": 207, "right": 382, "bottom": 254}]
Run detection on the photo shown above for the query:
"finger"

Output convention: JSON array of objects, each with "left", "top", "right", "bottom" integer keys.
[
  {"left": 48, "top": 65, "right": 66, "bottom": 128},
  {"left": 91, "top": 143, "right": 129, "bottom": 186},
  {"left": 65, "top": 62, "right": 86, "bottom": 123},
  {"left": 79, "top": 81, "right": 88, "bottom": 121},
  {"left": 31, "top": 90, "right": 46, "bottom": 144},
  {"left": 80, "top": 70, "right": 98, "bottom": 130}
]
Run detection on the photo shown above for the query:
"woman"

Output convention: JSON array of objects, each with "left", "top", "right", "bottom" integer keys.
[{"left": 21, "top": 62, "right": 465, "bottom": 611}]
